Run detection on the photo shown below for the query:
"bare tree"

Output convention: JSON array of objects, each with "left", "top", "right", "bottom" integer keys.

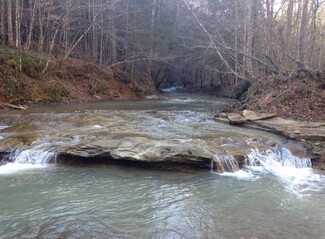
[
  {"left": 8, "top": 0, "right": 14, "bottom": 47},
  {"left": 26, "top": 0, "right": 38, "bottom": 50},
  {"left": 0, "top": 0, "right": 5, "bottom": 44},
  {"left": 15, "top": 0, "right": 21, "bottom": 48},
  {"left": 298, "top": 0, "right": 310, "bottom": 67}
]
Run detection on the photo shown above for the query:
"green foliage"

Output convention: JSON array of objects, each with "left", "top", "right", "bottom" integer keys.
[
  {"left": 47, "top": 81, "right": 70, "bottom": 101},
  {"left": 298, "top": 87, "right": 310, "bottom": 98},
  {"left": 21, "top": 54, "right": 44, "bottom": 77},
  {"left": 0, "top": 47, "right": 44, "bottom": 77},
  {"left": 0, "top": 47, "right": 17, "bottom": 59},
  {"left": 95, "top": 80, "right": 109, "bottom": 94},
  {"left": 250, "top": 82, "right": 262, "bottom": 96},
  {"left": 239, "top": 90, "right": 249, "bottom": 101},
  {"left": 305, "top": 141, "right": 318, "bottom": 156},
  {"left": 0, "top": 77, "right": 26, "bottom": 99},
  {"left": 136, "top": 85, "right": 146, "bottom": 93}
]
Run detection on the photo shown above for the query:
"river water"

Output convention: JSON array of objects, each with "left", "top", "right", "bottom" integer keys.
[{"left": 0, "top": 94, "right": 324, "bottom": 239}]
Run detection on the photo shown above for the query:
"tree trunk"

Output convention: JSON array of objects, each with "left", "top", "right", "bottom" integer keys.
[
  {"left": 41, "top": 27, "right": 60, "bottom": 75},
  {"left": 110, "top": 2, "right": 117, "bottom": 64},
  {"left": 148, "top": 0, "right": 157, "bottom": 78},
  {"left": 234, "top": 0, "right": 239, "bottom": 83},
  {"left": 15, "top": 0, "right": 20, "bottom": 48},
  {"left": 298, "top": 0, "right": 309, "bottom": 66},
  {"left": 283, "top": 0, "right": 294, "bottom": 65},
  {"left": 286, "top": 0, "right": 294, "bottom": 39},
  {"left": 125, "top": 1, "right": 129, "bottom": 61},
  {"left": 131, "top": 1, "right": 136, "bottom": 79},
  {"left": 38, "top": 4, "right": 44, "bottom": 51},
  {"left": 8, "top": 0, "right": 14, "bottom": 47},
  {"left": 0, "top": 0, "right": 5, "bottom": 44},
  {"left": 92, "top": 0, "right": 97, "bottom": 61},
  {"left": 307, "top": 1, "right": 319, "bottom": 69},
  {"left": 244, "top": 0, "right": 253, "bottom": 75},
  {"left": 99, "top": 7, "right": 104, "bottom": 66},
  {"left": 63, "top": 12, "right": 99, "bottom": 61},
  {"left": 264, "top": 0, "right": 275, "bottom": 67},
  {"left": 26, "top": 0, "right": 38, "bottom": 50}
]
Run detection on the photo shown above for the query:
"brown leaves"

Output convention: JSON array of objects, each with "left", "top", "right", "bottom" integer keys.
[{"left": 225, "top": 73, "right": 325, "bottom": 122}]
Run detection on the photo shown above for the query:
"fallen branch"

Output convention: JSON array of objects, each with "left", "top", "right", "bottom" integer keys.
[{"left": 0, "top": 102, "right": 27, "bottom": 110}]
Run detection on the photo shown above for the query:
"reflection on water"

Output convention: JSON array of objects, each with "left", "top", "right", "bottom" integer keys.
[
  {"left": 0, "top": 94, "right": 324, "bottom": 238},
  {"left": 0, "top": 165, "right": 324, "bottom": 239}
]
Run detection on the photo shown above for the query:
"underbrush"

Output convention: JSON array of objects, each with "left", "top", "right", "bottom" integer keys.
[
  {"left": 225, "top": 71, "right": 325, "bottom": 122},
  {"left": 0, "top": 47, "right": 156, "bottom": 105}
]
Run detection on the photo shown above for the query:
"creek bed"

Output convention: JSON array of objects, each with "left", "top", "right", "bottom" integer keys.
[{"left": 0, "top": 94, "right": 324, "bottom": 238}]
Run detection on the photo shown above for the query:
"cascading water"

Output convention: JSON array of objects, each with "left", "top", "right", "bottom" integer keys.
[
  {"left": 211, "top": 153, "right": 240, "bottom": 173},
  {"left": 10, "top": 149, "right": 56, "bottom": 164},
  {"left": 244, "top": 147, "right": 324, "bottom": 196},
  {"left": 0, "top": 148, "right": 56, "bottom": 175},
  {"left": 246, "top": 146, "right": 312, "bottom": 169}
]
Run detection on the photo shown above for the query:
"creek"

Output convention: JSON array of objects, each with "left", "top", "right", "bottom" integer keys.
[{"left": 0, "top": 94, "right": 324, "bottom": 238}]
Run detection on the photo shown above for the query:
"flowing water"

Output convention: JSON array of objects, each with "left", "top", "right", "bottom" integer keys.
[
  {"left": 0, "top": 94, "right": 324, "bottom": 239},
  {"left": 211, "top": 153, "right": 240, "bottom": 173}
]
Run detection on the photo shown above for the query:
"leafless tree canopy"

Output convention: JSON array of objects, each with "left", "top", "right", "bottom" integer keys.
[{"left": 0, "top": 0, "right": 324, "bottom": 87}]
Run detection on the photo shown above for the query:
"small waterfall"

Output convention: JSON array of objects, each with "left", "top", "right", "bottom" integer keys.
[
  {"left": 10, "top": 149, "right": 56, "bottom": 165},
  {"left": 244, "top": 147, "right": 323, "bottom": 196},
  {"left": 0, "top": 149, "right": 56, "bottom": 175},
  {"left": 246, "top": 147, "right": 312, "bottom": 169},
  {"left": 211, "top": 153, "right": 240, "bottom": 173}
]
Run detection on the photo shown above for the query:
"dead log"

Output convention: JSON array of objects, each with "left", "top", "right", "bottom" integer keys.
[{"left": 0, "top": 102, "right": 27, "bottom": 110}]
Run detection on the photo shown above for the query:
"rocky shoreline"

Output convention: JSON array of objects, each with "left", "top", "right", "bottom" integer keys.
[
  {"left": 1, "top": 107, "right": 322, "bottom": 172},
  {"left": 215, "top": 110, "right": 325, "bottom": 170}
]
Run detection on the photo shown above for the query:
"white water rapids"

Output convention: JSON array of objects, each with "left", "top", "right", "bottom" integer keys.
[
  {"left": 0, "top": 96, "right": 324, "bottom": 238},
  {"left": 220, "top": 147, "right": 325, "bottom": 197},
  {"left": 0, "top": 149, "right": 56, "bottom": 175},
  {"left": 1, "top": 146, "right": 324, "bottom": 238},
  {"left": 1, "top": 145, "right": 324, "bottom": 198}
]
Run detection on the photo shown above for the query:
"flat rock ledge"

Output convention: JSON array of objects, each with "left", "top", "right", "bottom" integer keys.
[
  {"left": 56, "top": 137, "right": 269, "bottom": 171},
  {"left": 215, "top": 110, "right": 325, "bottom": 141},
  {"left": 215, "top": 111, "right": 325, "bottom": 170},
  {"left": 0, "top": 136, "right": 278, "bottom": 172}
]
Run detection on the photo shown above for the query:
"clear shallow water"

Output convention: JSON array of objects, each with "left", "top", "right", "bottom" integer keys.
[
  {"left": 0, "top": 94, "right": 283, "bottom": 144},
  {"left": 0, "top": 164, "right": 324, "bottom": 239},
  {"left": 0, "top": 94, "right": 325, "bottom": 238}
]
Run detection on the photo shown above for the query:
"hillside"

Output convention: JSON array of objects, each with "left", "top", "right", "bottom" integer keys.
[
  {"left": 224, "top": 71, "right": 325, "bottom": 122},
  {"left": 0, "top": 47, "right": 155, "bottom": 107}
]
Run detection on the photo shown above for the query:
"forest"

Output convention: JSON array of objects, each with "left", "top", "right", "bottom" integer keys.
[
  {"left": 0, "top": 0, "right": 324, "bottom": 89},
  {"left": 1, "top": 1, "right": 325, "bottom": 238}
]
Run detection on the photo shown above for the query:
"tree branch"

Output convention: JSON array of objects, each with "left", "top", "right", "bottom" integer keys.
[{"left": 180, "top": 0, "right": 245, "bottom": 80}]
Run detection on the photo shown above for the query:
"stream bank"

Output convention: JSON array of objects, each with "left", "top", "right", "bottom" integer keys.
[
  {"left": 0, "top": 47, "right": 156, "bottom": 108},
  {"left": 215, "top": 110, "right": 325, "bottom": 170}
]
